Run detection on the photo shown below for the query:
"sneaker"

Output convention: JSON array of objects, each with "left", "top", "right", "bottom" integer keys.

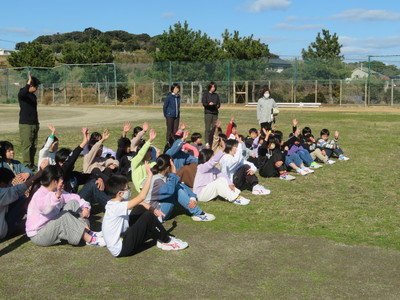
[
  {"left": 310, "top": 162, "right": 323, "bottom": 169},
  {"left": 252, "top": 184, "right": 271, "bottom": 195},
  {"left": 325, "top": 160, "right": 336, "bottom": 165},
  {"left": 280, "top": 173, "right": 296, "bottom": 181},
  {"left": 303, "top": 167, "right": 314, "bottom": 174},
  {"left": 232, "top": 196, "right": 251, "bottom": 205},
  {"left": 89, "top": 231, "right": 103, "bottom": 238},
  {"left": 339, "top": 155, "right": 350, "bottom": 161},
  {"left": 296, "top": 168, "right": 308, "bottom": 176},
  {"left": 157, "top": 236, "right": 188, "bottom": 251},
  {"left": 86, "top": 236, "right": 106, "bottom": 247},
  {"left": 192, "top": 212, "right": 216, "bottom": 222}
]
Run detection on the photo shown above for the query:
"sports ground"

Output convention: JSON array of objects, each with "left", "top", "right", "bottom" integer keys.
[{"left": 1, "top": 104, "right": 399, "bottom": 298}]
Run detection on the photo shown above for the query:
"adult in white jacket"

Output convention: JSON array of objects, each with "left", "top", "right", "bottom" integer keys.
[
  {"left": 219, "top": 138, "right": 270, "bottom": 196},
  {"left": 257, "top": 87, "right": 278, "bottom": 132}
]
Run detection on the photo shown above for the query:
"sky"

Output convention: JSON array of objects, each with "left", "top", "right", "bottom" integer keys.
[{"left": 1, "top": 0, "right": 400, "bottom": 60}]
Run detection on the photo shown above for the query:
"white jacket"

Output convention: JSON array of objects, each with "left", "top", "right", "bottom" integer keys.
[{"left": 257, "top": 97, "right": 277, "bottom": 123}]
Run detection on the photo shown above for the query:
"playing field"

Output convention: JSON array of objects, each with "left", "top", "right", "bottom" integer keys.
[{"left": 1, "top": 104, "right": 399, "bottom": 298}]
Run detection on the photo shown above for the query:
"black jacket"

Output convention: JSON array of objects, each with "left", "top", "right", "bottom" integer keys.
[
  {"left": 202, "top": 92, "right": 220, "bottom": 115},
  {"left": 18, "top": 84, "right": 39, "bottom": 125}
]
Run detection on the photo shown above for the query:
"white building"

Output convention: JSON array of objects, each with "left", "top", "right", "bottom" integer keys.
[{"left": 0, "top": 49, "right": 15, "bottom": 55}]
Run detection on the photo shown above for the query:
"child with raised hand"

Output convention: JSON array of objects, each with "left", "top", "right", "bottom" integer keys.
[
  {"left": 131, "top": 128, "right": 157, "bottom": 193},
  {"left": 193, "top": 140, "right": 251, "bottom": 205},
  {"left": 38, "top": 124, "right": 59, "bottom": 170},
  {"left": 145, "top": 154, "right": 215, "bottom": 222},
  {"left": 317, "top": 129, "right": 350, "bottom": 161},
  {"left": 102, "top": 162, "right": 188, "bottom": 256},
  {"left": 117, "top": 122, "right": 137, "bottom": 179},
  {"left": 226, "top": 115, "right": 240, "bottom": 140},
  {"left": 130, "top": 121, "right": 148, "bottom": 152},
  {"left": 219, "top": 136, "right": 270, "bottom": 196},
  {"left": 26, "top": 165, "right": 105, "bottom": 247}
]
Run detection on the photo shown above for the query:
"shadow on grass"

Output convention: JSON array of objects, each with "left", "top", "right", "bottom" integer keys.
[{"left": 0, "top": 234, "right": 29, "bottom": 258}]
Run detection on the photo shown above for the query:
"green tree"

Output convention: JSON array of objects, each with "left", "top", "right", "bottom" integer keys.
[
  {"left": 301, "top": 29, "right": 349, "bottom": 103},
  {"left": 61, "top": 39, "right": 113, "bottom": 64},
  {"left": 8, "top": 42, "right": 55, "bottom": 68}
]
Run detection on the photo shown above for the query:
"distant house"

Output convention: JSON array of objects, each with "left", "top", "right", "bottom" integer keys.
[
  {"left": 350, "top": 67, "right": 388, "bottom": 80},
  {"left": 0, "top": 49, "right": 15, "bottom": 56},
  {"left": 266, "top": 58, "right": 292, "bottom": 73}
]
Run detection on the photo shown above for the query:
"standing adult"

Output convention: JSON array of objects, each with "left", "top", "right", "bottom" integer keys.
[
  {"left": 163, "top": 83, "right": 181, "bottom": 143},
  {"left": 202, "top": 82, "right": 220, "bottom": 145},
  {"left": 257, "top": 87, "right": 278, "bottom": 132},
  {"left": 18, "top": 72, "right": 41, "bottom": 170}
]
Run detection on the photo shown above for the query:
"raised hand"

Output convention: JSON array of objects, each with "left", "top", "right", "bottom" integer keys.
[
  {"left": 47, "top": 124, "right": 56, "bottom": 135},
  {"left": 182, "top": 130, "right": 189, "bottom": 141},
  {"left": 293, "top": 118, "right": 298, "bottom": 127},
  {"left": 230, "top": 115, "right": 235, "bottom": 123},
  {"left": 123, "top": 122, "right": 131, "bottom": 133},
  {"left": 102, "top": 129, "right": 110, "bottom": 141},
  {"left": 215, "top": 119, "right": 221, "bottom": 128},
  {"left": 335, "top": 130, "right": 339, "bottom": 138},
  {"left": 142, "top": 122, "right": 149, "bottom": 132},
  {"left": 149, "top": 129, "right": 156, "bottom": 142},
  {"left": 180, "top": 122, "right": 186, "bottom": 131}
]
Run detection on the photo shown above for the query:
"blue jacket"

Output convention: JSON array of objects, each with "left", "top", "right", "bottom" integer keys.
[
  {"left": 165, "top": 139, "right": 198, "bottom": 171},
  {"left": 163, "top": 93, "right": 180, "bottom": 118}
]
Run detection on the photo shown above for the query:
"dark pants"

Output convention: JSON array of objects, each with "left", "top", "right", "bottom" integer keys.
[
  {"left": 19, "top": 124, "right": 39, "bottom": 166},
  {"left": 260, "top": 122, "right": 273, "bottom": 132},
  {"left": 324, "top": 148, "right": 344, "bottom": 158},
  {"left": 5, "top": 196, "right": 27, "bottom": 238},
  {"left": 233, "top": 165, "right": 259, "bottom": 191},
  {"left": 117, "top": 205, "right": 170, "bottom": 257},
  {"left": 78, "top": 179, "right": 111, "bottom": 207},
  {"left": 166, "top": 117, "right": 179, "bottom": 142},
  {"left": 204, "top": 113, "right": 218, "bottom": 145},
  {"left": 259, "top": 153, "right": 286, "bottom": 178}
]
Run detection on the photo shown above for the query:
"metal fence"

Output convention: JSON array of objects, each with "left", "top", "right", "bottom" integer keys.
[{"left": 1, "top": 56, "right": 399, "bottom": 106}]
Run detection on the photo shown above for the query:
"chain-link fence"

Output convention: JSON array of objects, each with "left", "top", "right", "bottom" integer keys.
[{"left": 1, "top": 56, "right": 399, "bottom": 106}]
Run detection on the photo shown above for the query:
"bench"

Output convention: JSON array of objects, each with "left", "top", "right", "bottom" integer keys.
[{"left": 245, "top": 102, "right": 322, "bottom": 108}]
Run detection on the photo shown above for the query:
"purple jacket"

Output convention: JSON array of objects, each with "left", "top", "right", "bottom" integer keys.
[{"left": 287, "top": 144, "right": 305, "bottom": 156}]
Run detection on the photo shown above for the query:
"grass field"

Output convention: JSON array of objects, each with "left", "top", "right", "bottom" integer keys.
[{"left": 1, "top": 105, "right": 400, "bottom": 299}]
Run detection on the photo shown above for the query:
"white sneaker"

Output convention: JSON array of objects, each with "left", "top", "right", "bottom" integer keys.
[
  {"left": 280, "top": 173, "right": 296, "bottom": 181},
  {"left": 191, "top": 212, "right": 216, "bottom": 222},
  {"left": 252, "top": 184, "right": 271, "bottom": 195},
  {"left": 309, "top": 163, "right": 323, "bottom": 169},
  {"left": 325, "top": 160, "right": 336, "bottom": 165},
  {"left": 232, "top": 196, "right": 251, "bottom": 205},
  {"left": 157, "top": 236, "right": 188, "bottom": 251},
  {"left": 303, "top": 167, "right": 314, "bottom": 174},
  {"left": 339, "top": 156, "right": 350, "bottom": 161},
  {"left": 86, "top": 236, "right": 106, "bottom": 247},
  {"left": 296, "top": 168, "right": 308, "bottom": 176}
]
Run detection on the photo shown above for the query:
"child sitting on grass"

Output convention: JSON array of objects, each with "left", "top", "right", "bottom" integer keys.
[
  {"left": 145, "top": 154, "right": 215, "bottom": 222},
  {"left": 317, "top": 129, "right": 350, "bottom": 161},
  {"left": 102, "top": 164, "right": 188, "bottom": 257},
  {"left": 26, "top": 165, "right": 105, "bottom": 247},
  {"left": 0, "top": 141, "right": 33, "bottom": 184},
  {"left": 193, "top": 142, "right": 251, "bottom": 205},
  {"left": 219, "top": 138, "right": 270, "bottom": 195}
]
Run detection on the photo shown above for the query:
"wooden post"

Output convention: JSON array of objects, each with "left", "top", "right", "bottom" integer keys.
[
  {"left": 64, "top": 86, "right": 67, "bottom": 105},
  {"left": 268, "top": 80, "right": 271, "bottom": 89},
  {"left": 191, "top": 81, "right": 194, "bottom": 105},
  {"left": 245, "top": 81, "right": 249, "bottom": 104},
  {"left": 80, "top": 83, "right": 83, "bottom": 103},
  {"left": 364, "top": 80, "right": 368, "bottom": 106},
  {"left": 339, "top": 80, "right": 343, "bottom": 105},
  {"left": 152, "top": 82, "right": 155, "bottom": 105},
  {"left": 52, "top": 84, "right": 55, "bottom": 104},
  {"left": 391, "top": 79, "right": 394, "bottom": 106},
  {"left": 252, "top": 81, "right": 255, "bottom": 102},
  {"left": 315, "top": 80, "right": 318, "bottom": 103},
  {"left": 291, "top": 81, "right": 294, "bottom": 103},
  {"left": 98, "top": 83, "right": 101, "bottom": 104},
  {"left": 199, "top": 82, "right": 202, "bottom": 104},
  {"left": 233, "top": 81, "right": 236, "bottom": 104}
]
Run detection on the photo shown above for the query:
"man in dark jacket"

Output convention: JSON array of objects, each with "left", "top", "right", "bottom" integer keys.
[
  {"left": 202, "top": 82, "right": 220, "bottom": 145},
  {"left": 18, "top": 72, "right": 41, "bottom": 170}
]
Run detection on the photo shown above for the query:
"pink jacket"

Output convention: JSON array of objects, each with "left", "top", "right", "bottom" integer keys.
[{"left": 26, "top": 186, "right": 90, "bottom": 237}]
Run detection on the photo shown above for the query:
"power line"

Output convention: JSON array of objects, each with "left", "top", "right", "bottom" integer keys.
[{"left": 0, "top": 38, "right": 17, "bottom": 44}]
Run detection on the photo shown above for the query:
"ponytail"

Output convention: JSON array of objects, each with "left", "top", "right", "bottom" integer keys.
[{"left": 152, "top": 154, "right": 172, "bottom": 175}]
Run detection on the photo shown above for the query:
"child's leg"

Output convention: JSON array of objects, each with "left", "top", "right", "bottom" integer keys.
[
  {"left": 158, "top": 198, "right": 176, "bottom": 221},
  {"left": 30, "top": 211, "right": 86, "bottom": 246},
  {"left": 78, "top": 179, "right": 111, "bottom": 207},
  {"left": 198, "top": 177, "right": 240, "bottom": 202},
  {"left": 297, "top": 150, "right": 314, "bottom": 166},
  {"left": 118, "top": 211, "right": 170, "bottom": 257},
  {"left": 324, "top": 148, "right": 334, "bottom": 158},
  {"left": 312, "top": 149, "right": 328, "bottom": 163},
  {"left": 333, "top": 148, "right": 344, "bottom": 157},
  {"left": 176, "top": 187, "right": 203, "bottom": 216},
  {"left": 5, "top": 196, "right": 27, "bottom": 237},
  {"left": 233, "top": 165, "right": 258, "bottom": 190},
  {"left": 285, "top": 154, "right": 303, "bottom": 169}
]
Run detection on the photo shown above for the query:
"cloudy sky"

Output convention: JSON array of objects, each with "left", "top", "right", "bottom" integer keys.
[{"left": 1, "top": 0, "right": 400, "bottom": 59}]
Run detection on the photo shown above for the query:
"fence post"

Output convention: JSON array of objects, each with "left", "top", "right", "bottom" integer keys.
[
  {"left": 199, "top": 82, "right": 202, "bottom": 104},
  {"left": 133, "top": 81, "right": 136, "bottom": 105},
  {"left": 315, "top": 80, "right": 318, "bottom": 103},
  {"left": 268, "top": 80, "right": 271, "bottom": 90},
  {"left": 252, "top": 81, "right": 255, "bottom": 102},
  {"left": 80, "top": 83, "right": 83, "bottom": 103},
  {"left": 245, "top": 81, "right": 248, "bottom": 104},
  {"left": 64, "top": 65, "right": 67, "bottom": 105},
  {"left": 53, "top": 84, "right": 55, "bottom": 104},
  {"left": 113, "top": 63, "right": 117, "bottom": 105},
  {"left": 391, "top": 79, "right": 394, "bottom": 106},
  {"left": 191, "top": 81, "right": 194, "bottom": 105},
  {"left": 233, "top": 81, "right": 236, "bottom": 104},
  {"left": 152, "top": 82, "right": 155, "bottom": 105},
  {"left": 364, "top": 80, "right": 368, "bottom": 107},
  {"left": 339, "top": 80, "right": 343, "bottom": 106},
  {"left": 6, "top": 69, "right": 9, "bottom": 102},
  {"left": 98, "top": 83, "right": 101, "bottom": 104}
]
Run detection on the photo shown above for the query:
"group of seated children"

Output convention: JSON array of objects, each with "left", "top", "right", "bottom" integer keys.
[{"left": 0, "top": 116, "right": 349, "bottom": 257}]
